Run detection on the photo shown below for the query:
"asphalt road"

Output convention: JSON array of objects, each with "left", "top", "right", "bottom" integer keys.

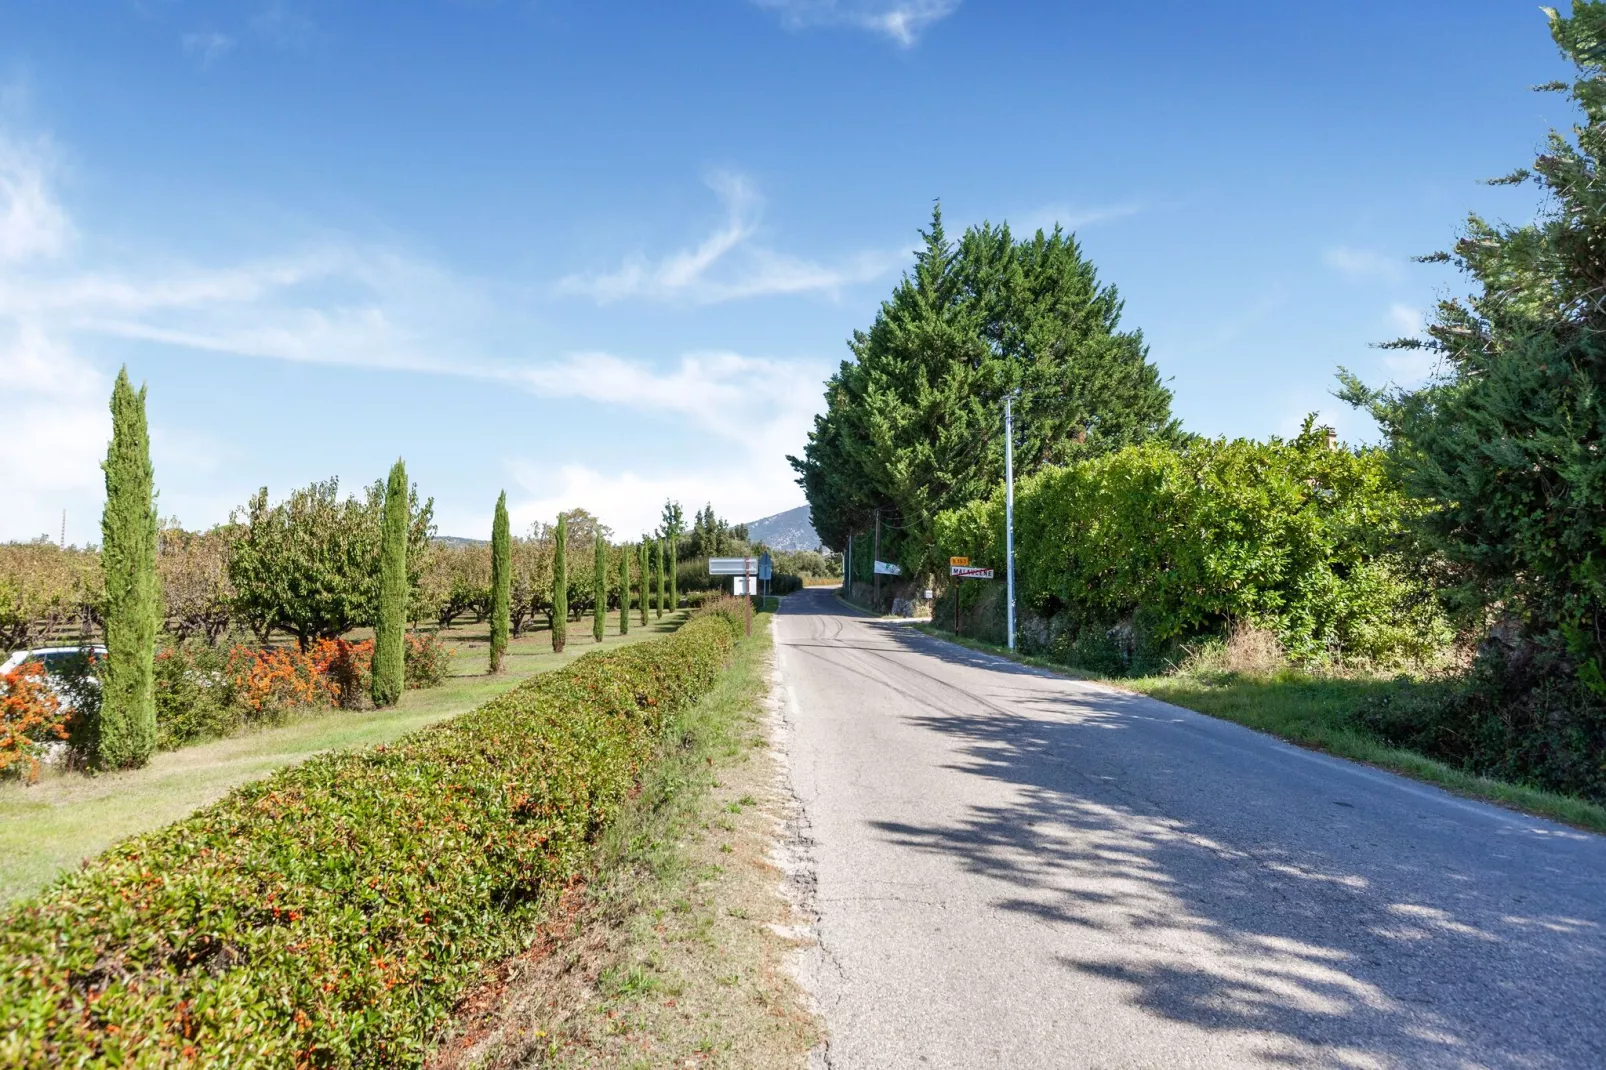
[{"left": 773, "top": 588, "right": 1606, "bottom": 1069}]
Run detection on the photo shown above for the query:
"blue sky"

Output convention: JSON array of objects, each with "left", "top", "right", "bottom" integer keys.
[{"left": 0, "top": 0, "right": 1574, "bottom": 544}]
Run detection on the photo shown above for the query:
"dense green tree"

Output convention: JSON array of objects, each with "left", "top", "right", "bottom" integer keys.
[
  {"left": 660, "top": 500, "right": 686, "bottom": 541},
  {"left": 371, "top": 460, "right": 408, "bottom": 707},
  {"left": 551, "top": 513, "right": 568, "bottom": 653},
  {"left": 228, "top": 479, "right": 433, "bottom": 649},
  {"left": 97, "top": 367, "right": 160, "bottom": 769},
  {"left": 1340, "top": 2, "right": 1606, "bottom": 796},
  {"left": 488, "top": 492, "right": 511, "bottom": 673},
  {"left": 593, "top": 534, "right": 607, "bottom": 642},
  {"left": 618, "top": 547, "right": 630, "bottom": 635},
  {"left": 1343, "top": 1, "right": 1606, "bottom": 669},
  {"left": 790, "top": 205, "right": 1175, "bottom": 576},
  {"left": 682, "top": 503, "right": 750, "bottom": 559},
  {"left": 638, "top": 541, "right": 649, "bottom": 626}
]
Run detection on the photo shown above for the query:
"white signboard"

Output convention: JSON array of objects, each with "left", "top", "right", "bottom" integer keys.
[
  {"left": 873, "top": 560, "right": 901, "bottom": 576},
  {"left": 709, "top": 557, "right": 757, "bottom": 576},
  {"left": 951, "top": 566, "right": 994, "bottom": 580},
  {"left": 732, "top": 576, "right": 758, "bottom": 595}
]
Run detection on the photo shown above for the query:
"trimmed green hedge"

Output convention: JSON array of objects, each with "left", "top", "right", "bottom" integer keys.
[
  {"left": 0, "top": 609, "right": 744, "bottom": 1067},
  {"left": 934, "top": 427, "right": 1450, "bottom": 664}
]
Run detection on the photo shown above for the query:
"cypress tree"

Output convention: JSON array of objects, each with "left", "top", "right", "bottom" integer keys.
[
  {"left": 638, "top": 541, "right": 649, "bottom": 626},
  {"left": 371, "top": 459, "right": 408, "bottom": 707},
  {"left": 619, "top": 547, "right": 630, "bottom": 635},
  {"left": 551, "top": 513, "right": 568, "bottom": 653},
  {"left": 98, "top": 367, "right": 159, "bottom": 769},
  {"left": 488, "top": 491, "right": 511, "bottom": 673},
  {"left": 655, "top": 539, "right": 665, "bottom": 619},
  {"left": 593, "top": 535, "right": 607, "bottom": 643},
  {"left": 669, "top": 536, "right": 678, "bottom": 611}
]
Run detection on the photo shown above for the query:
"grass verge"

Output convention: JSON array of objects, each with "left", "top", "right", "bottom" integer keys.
[
  {"left": 0, "top": 612, "right": 687, "bottom": 906},
  {"left": 913, "top": 624, "right": 1606, "bottom": 835},
  {"left": 433, "top": 609, "right": 820, "bottom": 1070}
]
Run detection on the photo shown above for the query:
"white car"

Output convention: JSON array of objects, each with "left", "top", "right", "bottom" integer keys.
[{"left": 1, "top": 646, "right": 108, "bottom": 677}]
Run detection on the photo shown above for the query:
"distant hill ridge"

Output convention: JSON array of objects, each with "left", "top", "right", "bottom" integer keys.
[{"left": 743, "top": 505, "right": 821, "bottom": 552}]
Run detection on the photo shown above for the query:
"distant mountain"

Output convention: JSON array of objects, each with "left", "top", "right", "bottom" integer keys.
[
  {"left": 744, "top": 505, "right": 822, "bottom": 552},
  {"left": 433, "top": 535, "right": 488, "bottom": 549}
]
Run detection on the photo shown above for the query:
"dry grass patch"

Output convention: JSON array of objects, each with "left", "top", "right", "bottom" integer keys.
[{"left": 431, "top": 614, "right": 818, "bottom": 1070}]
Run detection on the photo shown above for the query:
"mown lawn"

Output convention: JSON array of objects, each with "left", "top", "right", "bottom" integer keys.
[
  {"left": 913, "top": 623, "right": 1606, "bottom": 835},
  {"left": 0, "top": 610, "right": 686, "bottom": 904}
]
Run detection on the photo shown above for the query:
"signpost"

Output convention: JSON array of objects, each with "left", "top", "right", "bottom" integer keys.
[
  {"left": 873, "top": 560, "right": 901, "bottom": 576},
  {"left": 947, "top": 562, "right": 995, "bottom": 633},
  {"left": 708, "top": 557, "right": 757, "bottom": 635}
]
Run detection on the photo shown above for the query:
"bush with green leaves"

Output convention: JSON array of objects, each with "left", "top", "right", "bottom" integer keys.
[
  {"left": 153, "top": 640, "right": 238, "bottom": 749},
  {"left": 935, "top": 424, "right": 1449, "bottom": 668},
  {"left": 0, "top": 609, "right": 742, "bottom": 1067}
]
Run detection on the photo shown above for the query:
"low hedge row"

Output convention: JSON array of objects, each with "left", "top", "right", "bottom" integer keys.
[{"left": 0, "top": 608, "right": 744, "bottom": 1067}]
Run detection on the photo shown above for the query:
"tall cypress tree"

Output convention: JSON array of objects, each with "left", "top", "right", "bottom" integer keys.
[
  {"left": 593, "top": 535, "right": 607, "bottom": 643},
  {"left": 669, "top": 536, "right": 678, "bottom": 611},
  {"left": 371, "top": 459, "right": 408, "bottom": 707},
  {"left": 98, "top": 367, "right": 159, "bottom": 769},
  {"left": 655, "top": 539, "right": 665, "bottom": 619},
  {"left": 551, "top": 513, "right": 568, "bottom": 653},
  {"left": 638, "top": 541, "right": 649, "bottom": 626},
  {"left": 619, "top": 547, "right": 630, "bottom": 635},
  {"left": 488, "top": 491, "right": 511, "bottom": 673}
]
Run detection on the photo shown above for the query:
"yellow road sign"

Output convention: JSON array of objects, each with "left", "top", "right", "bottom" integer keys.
[{"left": 949, "top": 556, "right": 970, "bottom": 567}]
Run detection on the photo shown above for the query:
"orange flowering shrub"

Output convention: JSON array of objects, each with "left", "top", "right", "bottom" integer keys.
[
  {"left": 224, "top": 639, "right": 379, "bottom": 716},
  {"left": 1, "top": 663, "right": 74, "bottom": 784}
]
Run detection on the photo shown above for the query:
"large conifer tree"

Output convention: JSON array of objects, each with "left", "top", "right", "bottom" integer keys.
[
  {"left": 593, "top": 535, "right": 607, "bottom": 642},
  {"left": 790, "top": 205, "right": 1174, "bottom": 576},
  {"left": 618, "top": 548, "right": 630, "bottom": 635},
  {"left": 551, "top": 513, "right": 568, "bottom": 653},
  {"left": 488, "top": 491, "right": 511, "bottom": 672},
  {"left": 98, "top": 367, "right": 160, "bottom": 768},
  {"left": 371, "top": 459, "right": 408, "bottom": 707}
]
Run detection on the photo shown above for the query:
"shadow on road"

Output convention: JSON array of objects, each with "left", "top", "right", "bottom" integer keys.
[{"left": 784, "top": 592, "right": 1606, "bottom": 1068}]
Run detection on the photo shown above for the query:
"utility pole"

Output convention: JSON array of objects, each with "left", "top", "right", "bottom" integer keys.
[
  {"left": 844, "top": 531, "right": 851, "bottom": 595},
  {"left": 873, "top": 508, "right": 882, "bottom": 606},
  {"left": 1005, "top": 394, "right": 1017, "bottom": 652}
]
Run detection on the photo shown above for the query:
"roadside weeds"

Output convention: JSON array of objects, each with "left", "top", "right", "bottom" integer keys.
[{"left": 431, "top": 613, "right": 820, "bottom": 1069}]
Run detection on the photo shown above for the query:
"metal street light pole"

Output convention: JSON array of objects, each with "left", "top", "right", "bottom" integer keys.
[{"left": 1005, "top": 394, "right": 1017, "bottom": 652}]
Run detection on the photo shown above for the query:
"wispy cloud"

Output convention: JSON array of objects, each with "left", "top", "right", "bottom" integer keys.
[
  {"left": 1014, "top": 202, "right": 1143, "bottom": 236},
  {"left": 250, "top": 2, "right": 316, "bottom": 50},
  {"left": 752, "top": 0, "right": 959, "bottom": 48},
  {"left": 0, "top": 133, "right": 69, "bottom": 263},
  {"left": 555, "top": 172, "right": 903, "bottom": 305},
  {"left": 0, "top": 129, "right": 827, "bottom": 540},
  {"left": 181, "top": 32, "right": 235, "bottom": 68},
  {"left": 1323, "top": 246, "right": 1406, "bottom": 282}
]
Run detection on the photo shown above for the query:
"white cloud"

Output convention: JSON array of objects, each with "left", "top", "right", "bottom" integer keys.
[
  {"left": 0, "top": 134, "right": 69, "bottom": 263},
  {"left": 1015, "top": 202, "right": 1143, "bottom": 235},
  {"left": 1323, "top": 246, "right": 1406, "bottom": 282},
  {"left": 0, "top": 322, "right": 110, "bottom": 544},
  {"left": 181, "top": 32, "right": 236, "bottom": 68},
  {"left": 754, "top": 0, "right": 960, "bottom": 47},
  {"left": 0, "top": 128, "right": 831, "bottom": 542},
  {"left": 506, "top": 453, "right": 805, "bottom": 543},
  {"left": 1387, "top": 302, "right": 1424, "bottom": 337},
  {"left": 556, "top": 173, "right": 902, "bottom": 305}
]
